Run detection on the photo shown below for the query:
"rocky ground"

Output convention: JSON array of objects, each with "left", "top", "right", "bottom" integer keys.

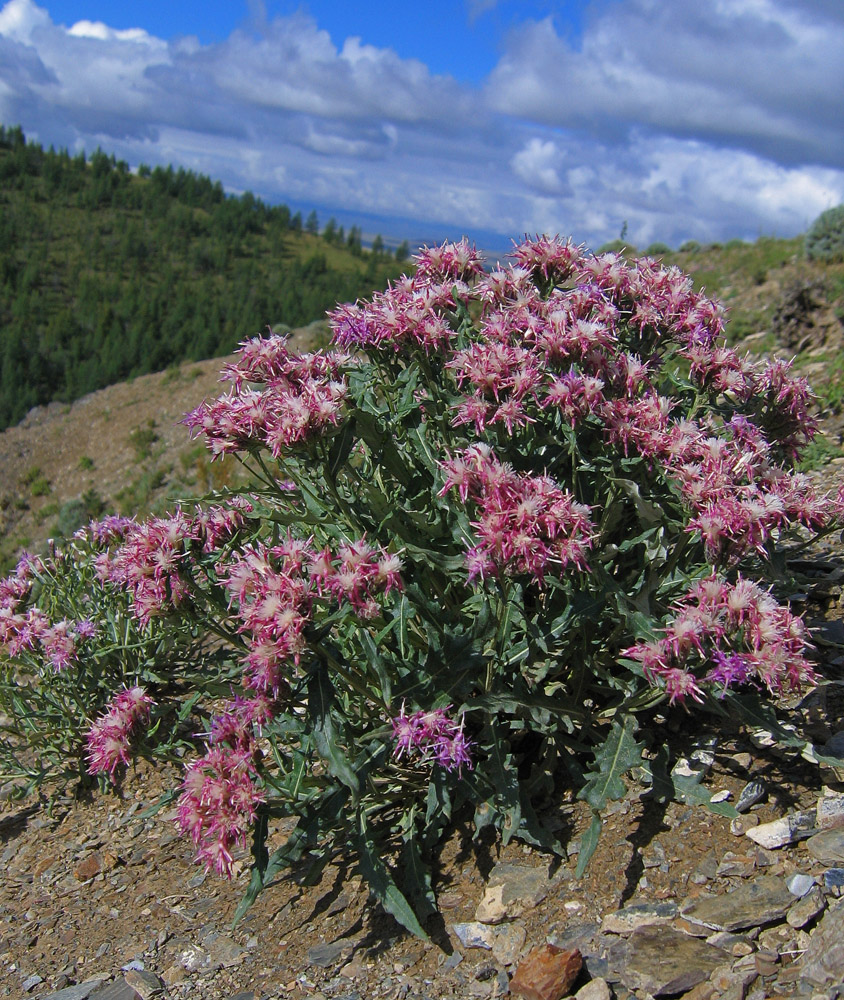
[
  {"left": 3, "top": 316, "right": 844, "bottom": 999},
  {"left": 2, "top": 660, "right": 844, "bottom": 1000}
]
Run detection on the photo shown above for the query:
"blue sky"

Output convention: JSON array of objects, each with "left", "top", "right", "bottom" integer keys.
[
  {"left": 2, "top": 0, "right": 843, "bottom": 255},
  {"left": 39, "top": 1, "right": 593, "bottom": 80}
]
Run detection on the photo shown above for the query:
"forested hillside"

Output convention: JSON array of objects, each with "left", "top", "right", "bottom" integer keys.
[{"left": 0, "top": 125, "right": 409, "bottom": 429}]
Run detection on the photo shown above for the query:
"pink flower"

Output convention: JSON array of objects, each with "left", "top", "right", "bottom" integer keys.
[
  {"left": 624, "top": 574, "right": 817, "bottom": 705},
  {"left": 440, "top": 448, "right": 595, "bottom": 585},
  {"left": 177, "top": 745, "right": 265, "bottom": 877},
  {"left": 86, "top": 686, "right": 155, "bottom": 781},
  {"left": 391, "top": 705, "right": 473, "bottom": 775}
]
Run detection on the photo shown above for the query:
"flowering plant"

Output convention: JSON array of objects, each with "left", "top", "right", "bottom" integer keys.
[
  {"left": 2, "top": 236, "right": 844, "bottom": 937},
  {"left": 0, "top": 517, "right": 244, "bottom": 793}
]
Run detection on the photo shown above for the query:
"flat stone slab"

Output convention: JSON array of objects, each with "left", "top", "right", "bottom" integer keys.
[
  {"left": 799, "top": 898, "right": 844, "bottom": 987},
  {"left": 601, "top": 900, "right": 679, "bottom": 934},
  {"left": 37, "top": 982, "right": 109, "bottom": 1000},
  {"left": 817, "top": 793, "right": 844, "bottom": 829},
  {"left": 745, "top": 810, "right": 816, "bottom": 849},
  {"left": 615, "top": 925, "right": 728, "bottom": 997},
  {"left": 806, "top": 827, "right": 844, "bottom": 864},
  {"left": 680, "top": 875, "right": 794, "bottom": 931},
  {"left": 475, "top": 863, "right": 562, "bottom": 924}
]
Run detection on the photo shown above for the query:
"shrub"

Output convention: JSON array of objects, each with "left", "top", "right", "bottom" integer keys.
[
  {"left": 805, "top": 204, "right": 844, "bottom": 263},
  {"left": 128, "top": 421, "right": 159, "bottom": 461},
  {"left": 596, "top": 238, "right": 638, "bottom": 255},
  {"left": 0, "top": 520, "right": 240, "bottom": 794},
  {"left": 645, "top": 241, "right": 672, "bottom": 256},
  {"left": 2, "top": 236, "right": 843, "bottom": 938}
]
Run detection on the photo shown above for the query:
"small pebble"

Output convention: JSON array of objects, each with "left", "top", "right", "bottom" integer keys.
[
  {"left": 736, "top": 780, "right": 766, "bottom": 814},
  {"left": 786, "top": 873, "right": 815, "bottom": 897}
]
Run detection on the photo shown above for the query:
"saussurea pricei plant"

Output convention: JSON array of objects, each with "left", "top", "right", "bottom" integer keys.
[{"left": 3, "top": 236, "right": 844, "bottom": 938}]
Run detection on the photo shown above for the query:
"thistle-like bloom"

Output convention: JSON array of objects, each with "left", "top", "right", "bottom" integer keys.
[
  {"left": 623, "top": 574, "right": 816, "bottom": 705},
  {"left": 391, "top": 704, "right": 473, "bottom": 775},
  {"left": 183, "top": 336, "right": 349, "bottom": 458},
  {"left": 106, "top": 513, "right": 195, "bottom": 623},
  {"left": 440, "top": 447, "right": 595, "bottom": 585},
  {"left": 86, "top": 686, "right": 155, "bottom": 781},
  {"left": 177, "top": 745, "right": 265, "bottom": 877}
]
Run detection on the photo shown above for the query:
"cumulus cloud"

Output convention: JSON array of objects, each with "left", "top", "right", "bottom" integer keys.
[
  {"left": 486, "top": 0, "right": 844, "bottom": 166},
  {"left": 1, "top": 0, "right": 843, "bottom": 251},
  {"left": 511, "top": 138, "right": 565, "bottom": 194}
]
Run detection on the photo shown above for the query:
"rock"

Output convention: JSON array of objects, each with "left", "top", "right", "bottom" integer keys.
[
  {"left": 786, "top": 872, "right": 816, "bottom": 897},
  {"left": 475, "top": 863, "right": 561, "bottom": 924},
  {"left": 682, "top": 984, "right": 716, "bottom": 1000},
  {"left": 730, "top": 814, "right": 759, "bottom": 836},
  {"left": 705, "top": 931, "right": 754, "bottom": 956},
  {"left": 709, "top": 961, "right": 759, "bottom": 993},
  {"left": 573, "top": 979, "right": 610, "bottom": 1000},
  {"left": 798, "top": 897, "right": 844, "bottom": 987},
  {"left": 745, "top": 810, "right": 816, "bottom": 848},
  {"left": 715, "top": 852, "right": 755, "bottom": 878},
  {"left": 680, "top": 876, "right": 794, "bottom": 931},
  {"left": 122, "top": 969, "right": 164, "bottom": 998},
  {"left": 509, "top": 944, "right": 582, "bottom": 1000},
  {"left": 441, "top": 951, "right": 464, "bottom": 971},
  {"left": 816, "top": 792, "right": 844, "bottom": 829},
  {"left": 205, "top": 932, "right": 246, "bottom": 968},
  {"left": 805, "top": 827, "right": 844, "bottom": 864},
  {"left": 824, "top": 867, "right": 844, "bottom": 889},
  {"left": 37, "top": 981, "right": 109, "bottom": 1000},
  {"left": 616, "top": 925, "right": 728, "bottom": 997},
  {"left": 453, "top": 922, "right": 497, "bottom": 950},
  {"left": 600, "top": 900, "right": 678, "bottom": 934},
  {"left": 491, "top": 922, "right": 527, "bottom": 966},
  {"left": 307, "top": 941, "right": 352, "bottom": 968},
  {"left": 22, "top": 974, "right": 43, "bottom": 993},
  {"left": 73, "top": 852, "right": 103, "bottom": 881},
  {"left": 168, "top": 940, "right": 210, "bottom": 973},
  {"left": 735, "top": 779, "right": 766, "bottom": 813},
  {"left": 787, "top": 887, "right": 826, "bottom": 928},
  {"left": 90, "top": 979, "right": 142, "bottom": 1000}
]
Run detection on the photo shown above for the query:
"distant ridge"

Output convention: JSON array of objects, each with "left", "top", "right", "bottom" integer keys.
[{"left": 0, "top": 124, "right": 408, "bottom": 430}]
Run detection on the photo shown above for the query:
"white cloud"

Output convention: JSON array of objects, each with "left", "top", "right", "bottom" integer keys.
[
  {"left": 486, "top": 1, "right": 844, "bottom": 166},
  {"left": 1, "top": 0, "right": 843, "bottom": 252},
  {"left": 511, "top": 138, "right": 564, "bottom": 194}
]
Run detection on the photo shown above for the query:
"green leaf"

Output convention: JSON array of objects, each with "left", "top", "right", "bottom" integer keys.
[
  {"left": 516, "top": 790, "right": 564, "bottom": 855},
  {"left": 307, "top": 664, "right": 360, "bottom": 798},
  {"left": 642, "top": 743, "right": 673, "bottom": 805},
  {"left": 579, "top": 715, "right": 644, "bottom": 813},
  {"left": 400, "top": 836, "right": 437, "bottom": 921},
  {"left": 466, "top": 691, "right": 588, "bottom": 729},
  {"left": 353, "top": 812, "right": 429, "bottom": 940},
  {"left": 137, "top": 788, "right": 178, "bottom": 819},
  {"left": 481, "top": 722, "right": 521, "bottom": 845},
  {"left": 232, "top": 809, "right": 270, "bottom": 926},
  {"left": 575, "top": 813, "right": 602, "bottom": 878},
  {"left": 326, "top": 418, "right": 357, "bottom": 481},
  {"left": 354, "top": 409, "right": 414, "bottom": 488},
  {"left": 359, "top": 628, "right": 392, "bottom": 706},
  {"left": 672, "top": 776, "right": 737, "bottom": 818}
]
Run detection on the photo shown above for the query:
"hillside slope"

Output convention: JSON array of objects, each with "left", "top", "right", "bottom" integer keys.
[{"left": 0, "top": 125, "right": 406, "bottom": 429}]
